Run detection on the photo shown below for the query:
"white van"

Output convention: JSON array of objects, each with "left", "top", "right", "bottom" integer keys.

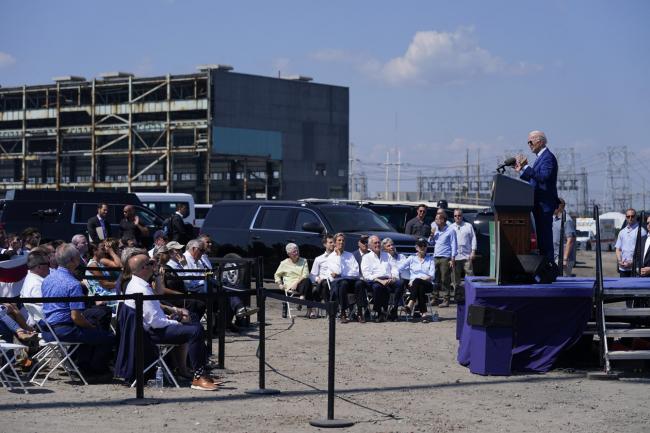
[
  {"left": 135, "top": 192, "right": 195, "bottom": 226},
  {"left": 195, "top": 203, "right": 212, "bottom": 228}
]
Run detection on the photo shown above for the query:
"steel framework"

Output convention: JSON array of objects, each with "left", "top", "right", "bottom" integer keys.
[{"left": 0, "top": 71, "right": 211, "bottom": 198}]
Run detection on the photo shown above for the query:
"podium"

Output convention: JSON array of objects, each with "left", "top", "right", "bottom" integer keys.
[{"left": 491, "top": 174, "right": 535, "bottom": 284}]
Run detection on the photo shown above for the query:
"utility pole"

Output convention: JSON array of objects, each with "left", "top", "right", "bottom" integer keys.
[
  {"left": 384, "top": 151, "right": 389, "bottom": 200},
  {"left": 396, "top": 149, "right": 401, "bottom": 201},
  {"left": 476, "top": 149, "right": 480, "bottom": 205},
  {"left": 465, "top": 149, "right": 469, "bottom": 202}
]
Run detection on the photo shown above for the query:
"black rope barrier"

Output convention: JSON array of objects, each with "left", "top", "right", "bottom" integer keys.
[{"left": 2, "top": 256, "right": 352, "bottom": 427}]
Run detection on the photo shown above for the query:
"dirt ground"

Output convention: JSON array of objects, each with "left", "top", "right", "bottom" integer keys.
[{"left": 2, "top": 250, "right": 649, "bottom": 433}]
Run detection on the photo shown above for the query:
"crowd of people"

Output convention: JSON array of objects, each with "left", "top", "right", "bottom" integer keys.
[
  {"left": 0, "top": 203, "right": 257, "bottom": 391},
  {"left": 274, "top": 206, "right": 477, "bottom": 324}
]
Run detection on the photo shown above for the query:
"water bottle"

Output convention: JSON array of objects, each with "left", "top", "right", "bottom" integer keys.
[
  {"left": 431, "top": 311, "right": 440, "bottom": 322},
  {"left": 282, "top": 302, "right": 288, "bottom": 318},
  {"left": 155, "top": 366, "right": 164, "bottom": 389}
]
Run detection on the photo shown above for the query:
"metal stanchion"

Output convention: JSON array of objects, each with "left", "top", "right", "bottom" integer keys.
[
  {"left": 217, "top": 265, "right": 227, "bottom": 370},
  {"left": 246, "top": 257, "right": 280, "bottom": 395},
  {"left": 310, "top": 301, "right": 353, "bottom": 428},
  {"left": 206, "top": 272, "right": 214, "bottom": 356},
  {"left": 125, "top": 292, "right": 158, "bottom": 405}
]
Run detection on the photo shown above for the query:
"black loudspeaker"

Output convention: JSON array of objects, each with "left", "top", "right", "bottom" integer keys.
[
  {"left": 467, "top": 305, "right": 514, "bottom": 328},
  {"left": 517, "top": 254, "right": 559, "bottom": 284}
]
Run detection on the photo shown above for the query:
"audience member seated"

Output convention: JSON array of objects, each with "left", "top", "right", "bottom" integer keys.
[
  {"left": 123, "top": 252, "right": 218, "bottom": 391},
  {"left": 310, "top": 234, "right": 335, "bottom": 303},
  {"left": 40, "top": 243, "right": 116, "bottom": 380},
  {"left": 402, "top": 238, "right": 436, "bottom": 322},
  {"left": 361, "top": 235, "right": 399, "bottom": 323},
  {"left": 20, "top": 249, "right": 51, "bottom": 326},
  {"left": 382, "top": 237, "right": 408, "bottom": 321},
  {"left": 0, "top": 303, "right": 37, "bottom": 343},
  {"left": 326, "top": 233, "right": 367, "bottom": 323},
  {"left": 274, "top": 243, "right": 315, "bottom": 318},
  {"left": 85, "top": 242, "right": 120, "bottom": 311},
  {"left": 149, "top": 230, "right": 168, "bottom": 258}
]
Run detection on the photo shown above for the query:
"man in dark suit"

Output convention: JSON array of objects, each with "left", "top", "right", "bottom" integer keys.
[
  {"left": 515, "top": 130, "right": 560, "bottom": 262},
  {"left": 87, "top": 203, "right": 112, "bottom": 244},
  {"left": 169, "top": 203, "right": 193, "bottom": 245},
  {"left": 640, "top": 216, "right": 650, "bottom": 276}
]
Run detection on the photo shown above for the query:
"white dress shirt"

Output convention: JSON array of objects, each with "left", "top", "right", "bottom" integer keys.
[
  {"left": 452, "top": 221, "right": 477, "bottom": 261},
  {"left": 310, "top": 251, "right": 331, "bottom": 283},
  {"left": 361, "top": 251, "right": 398, "bottom": 281},
  {"left": 388, "top": 252, "right": 410, "bottom": 280},
  {"left": 125, "top": 275, "right": 179, "bottom": 330},
  {"left": 326, "top": 251, "right": 360, "bottom": 281},
  {"left": 182, "top": 251, "right": 206, "bottom": 292},
  {"left": 20, "top": 271, "right": 45, "bottom": 325}
]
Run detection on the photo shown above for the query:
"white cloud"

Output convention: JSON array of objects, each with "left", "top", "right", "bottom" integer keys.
[
  {"left": 0, "top": 52, "right": 16, "bottom": 68},
  {"left": 312, "top": 27, "right": 540, "bottom": 86}
]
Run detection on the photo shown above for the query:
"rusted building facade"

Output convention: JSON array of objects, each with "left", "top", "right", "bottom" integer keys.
[{"left": 0, "top": 66, "right": 349, "bottom": 202}]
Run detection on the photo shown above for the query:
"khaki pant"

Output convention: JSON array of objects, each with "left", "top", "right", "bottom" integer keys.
[{"left": 434, "top": 257, "right": 452, "bottom": 300}]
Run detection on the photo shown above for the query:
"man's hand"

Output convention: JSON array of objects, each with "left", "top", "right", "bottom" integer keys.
[
  {"left": 133, "top": 215, "right": 140, "bottom": 226},
  {"left": 449, "top": 259, "right": 455, "bottom": 269},
  {"left": 641, "top": 267, "right": 650, "bottom": 277},
  {"left": 514, "top": 154, "right": 528, "bottom": 172}
]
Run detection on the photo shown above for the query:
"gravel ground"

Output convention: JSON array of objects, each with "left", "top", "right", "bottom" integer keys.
[{"left": 2, "top": 250, "right": 648, "bottom": 433}]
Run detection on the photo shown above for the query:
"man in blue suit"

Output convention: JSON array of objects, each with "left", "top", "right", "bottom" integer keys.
[{"left": 515, "top": 130, "right": 560, "bottom": 261}]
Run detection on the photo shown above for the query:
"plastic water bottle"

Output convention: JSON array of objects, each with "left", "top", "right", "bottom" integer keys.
[
  {"left": 155, "top": 366, "right": 164, "bottom": 389},
  {"left": 282, "top": 302, "right": 288, "bottom": 318},
  {"left": 431, "top": 311, "right": 440, "bottom": 322}
]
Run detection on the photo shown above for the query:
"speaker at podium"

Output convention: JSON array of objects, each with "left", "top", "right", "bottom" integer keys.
[{"left": 490, "top": 173, "right": 557, "bottom": 284}]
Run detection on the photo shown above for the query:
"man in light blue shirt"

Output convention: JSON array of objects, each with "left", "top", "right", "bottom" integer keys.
[
  {"left": 615, "top": 208, "right": 647, "bottom": 277},
  {"left": 429, "top": 213, "right": 457, "bottom": 307}
]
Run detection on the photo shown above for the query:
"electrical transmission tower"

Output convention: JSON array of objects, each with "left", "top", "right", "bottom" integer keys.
[{"left": 605, "top": 146, "right": 630, "bottom": 212}]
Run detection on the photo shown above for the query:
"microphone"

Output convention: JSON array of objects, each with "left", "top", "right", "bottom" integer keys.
[{"left": 496, "top": 157, "right": 517, "bottom": 171}]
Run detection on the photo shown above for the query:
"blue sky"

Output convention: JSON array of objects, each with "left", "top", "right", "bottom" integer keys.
[{"left": 1, "top": 0, "right": 649, "bottom": 209}]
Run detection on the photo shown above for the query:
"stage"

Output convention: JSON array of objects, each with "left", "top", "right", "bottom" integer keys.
[{"left": 457, "top": 276, "right": 650, "bottom": 375}]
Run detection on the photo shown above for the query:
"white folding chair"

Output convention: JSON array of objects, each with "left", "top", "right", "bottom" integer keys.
[
  {"left": 0, "top": 341, "right": 29, "bottom": 394},
  {"left": 130, "top": 343, "right": 180, "bottom": 388},
  {"left": 23, "top": 303, "right": 88, "bottom": 386}
]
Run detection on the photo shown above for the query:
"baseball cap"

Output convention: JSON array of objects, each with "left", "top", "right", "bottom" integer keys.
[
  {"left": 358, "top": 234, "right": 369, "bottom": 245},
  {"left": 165, "top": 241, "right": 185, "bottom": 250}
]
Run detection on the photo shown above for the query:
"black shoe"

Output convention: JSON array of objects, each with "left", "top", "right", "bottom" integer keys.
[{"left": 388, "top": 307, "right": 398, "bottom": 321}]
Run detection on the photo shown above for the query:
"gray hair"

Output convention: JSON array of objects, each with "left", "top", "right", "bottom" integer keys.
[
  {"left": 120, "top": 247, "right": 146, "bottom": 267},
  {"left": 381, "top": 237, "right": 394, "bottom": 248},
  {"left": 529, "top": 130, "right": 547, "bottom": 145},
  {"left": 55, "top": 243, "right": 80, "bottom": 267},
  {"left": 71, "top": 234, "right": 87, "bottom": 246},
  {"left": 285, "top": 243, "right": 298, "bottom": 254},
  {"left": 186, "top": 239, "right": 204, "bottom": 251}
]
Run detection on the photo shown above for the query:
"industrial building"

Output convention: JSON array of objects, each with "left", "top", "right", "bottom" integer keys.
[{"left": 0, "top": 66, "right": 349, "bottom": 202}]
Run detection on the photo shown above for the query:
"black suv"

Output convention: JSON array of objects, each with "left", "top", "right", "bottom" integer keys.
[
  {"left": 0, "top": 189, "right": 163, "bottom": 245},
  {"left": 201, "top": 200, "right": 427, "bottom": 282}
]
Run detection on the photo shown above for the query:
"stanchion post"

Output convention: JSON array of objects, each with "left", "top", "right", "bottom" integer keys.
[
  {"left": 217, "top": 264, "right": 226, "bottom": 370},
  {"left": 134, "top": 292, "right": 144, "bottom": 400},
  {"left": 245, "top": 256, "right": 280, "bottom": 395},
  {"left": 309, "top": 301, "right": 353, "bottom": 428},
  {"left": 206, "top": 272, "right": 214, "bottom": 356}
]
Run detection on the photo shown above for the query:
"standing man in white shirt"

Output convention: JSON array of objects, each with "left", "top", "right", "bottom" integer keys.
[
  {"left": 124, "top": 252, "right": 218, "bottom": 391},
  {"left": 326, "top": 233, "right": 367, "bottom": 323},
  {"left": 451, "top": 209, "right": 476, "bottom": 298},
  {"left": 310, "top": 234, "right": 335, "bottom": 302},
  {"left": 361, "top": 235, "right": 398, "bottom": 322}
]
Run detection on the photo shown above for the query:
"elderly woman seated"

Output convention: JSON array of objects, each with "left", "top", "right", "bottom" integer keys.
[
  {"left": 402, "top": 238, "right": 436, "bottom": 322},
  {"left": 85, "top": 241, "right": 121, "bottom": 311},
  {"left": 274, "top": 243, "right": 316, "bottom": 318}
]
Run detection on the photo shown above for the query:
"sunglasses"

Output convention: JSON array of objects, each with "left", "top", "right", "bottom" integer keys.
[
  {"left": 626, "top": 215, "right": 636, "bottom": 218},
  {"left": 528, "top": 140, "right": 534, "bottom": 145}
]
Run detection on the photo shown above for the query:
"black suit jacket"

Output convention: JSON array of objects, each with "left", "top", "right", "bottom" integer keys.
[
  {"left": 170, "top": 213, "right": 192, "bottom": 244},
  {"left": 642, "top": 235, "right": 650, "bottom": 269},
  {"left": 87, "top": 215, "right": 112, "bottom": 243}
]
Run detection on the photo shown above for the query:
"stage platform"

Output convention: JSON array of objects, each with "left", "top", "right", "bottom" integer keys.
[{"left": 457, "top": 276, "right": 650, "bottom": 375}]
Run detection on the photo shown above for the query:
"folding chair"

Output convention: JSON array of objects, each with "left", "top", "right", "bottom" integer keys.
[
  {"left": 130, "top": 343, "right": 180, "bottom": 388},
  {"left": 0, "top": 341, "right": 29, "bottom": 394},
  {"left": 23, "top": 303, "right": 88, "bottom": 386}
]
